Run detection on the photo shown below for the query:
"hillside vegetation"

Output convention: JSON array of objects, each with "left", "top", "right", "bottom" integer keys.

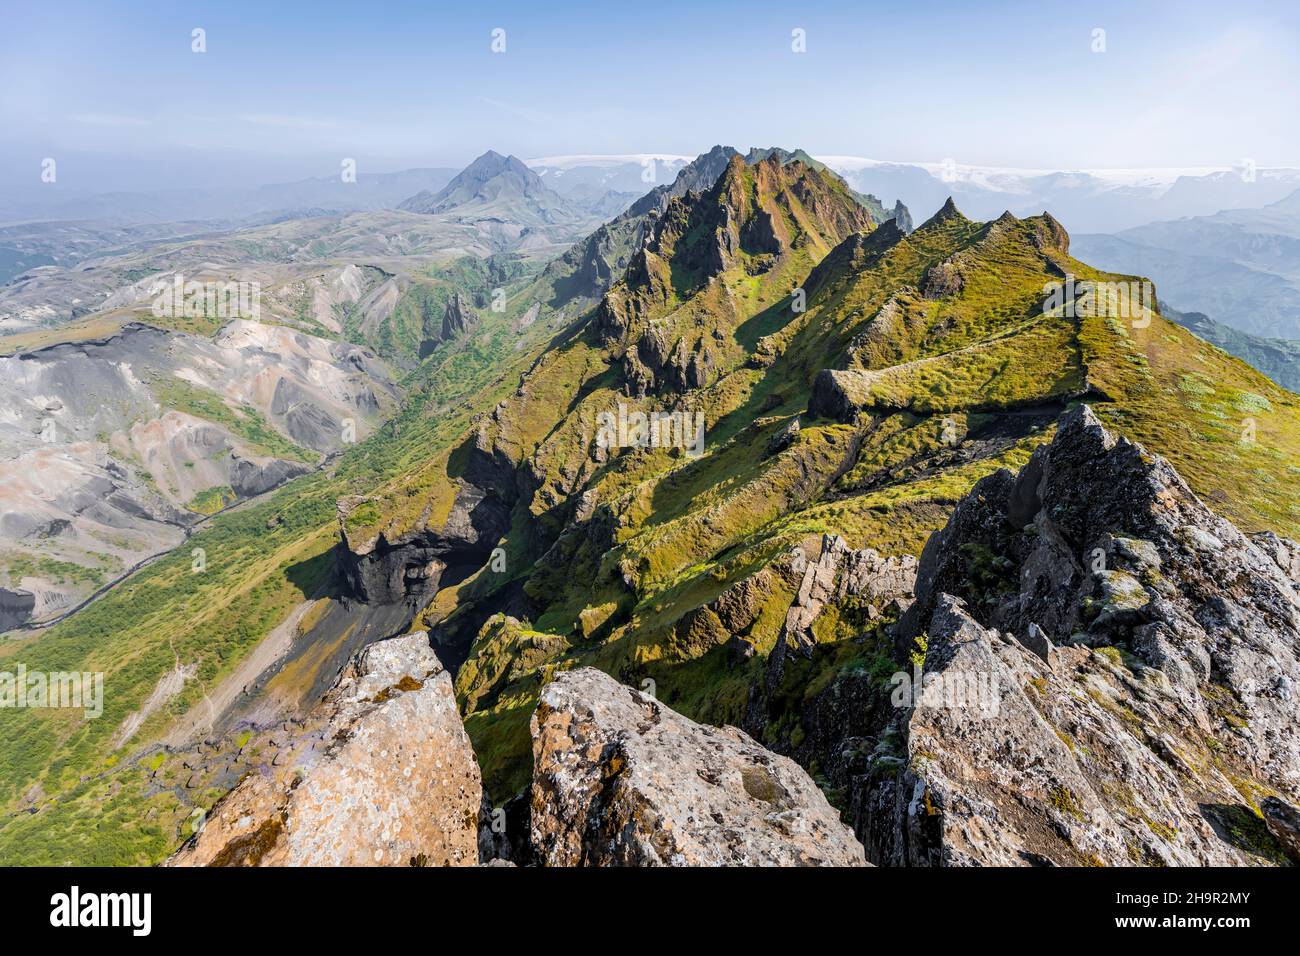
[{"left": 3, "top": 153, "right": 1296, "bottom": 864}]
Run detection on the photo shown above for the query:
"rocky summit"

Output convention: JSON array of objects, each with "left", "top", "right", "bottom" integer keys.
[
  {"left": 168, "top": 633, "right": 482, "bottom": 867},
  {"left": 530, "top": 667, "right": 867, "bottom": 866},
  {"left": 859, "top": 405, "right": 1300, "bottom": 866}
]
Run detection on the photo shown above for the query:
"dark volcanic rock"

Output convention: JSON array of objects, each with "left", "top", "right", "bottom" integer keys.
[
  {"left": 229, "top": 455, "right": 312, "bottom": 498},
  {"left": 442, "top": 291, "right": 479, "bottom": 339},
  {"left": 0, "top": 587, "right": 36, "bottom": 631},
  {"left": 1261, "top": 796, "right": 1300, "bottom": 862},
  {"left": 808, "top": 368, "right": 868, "bottom": 423},
  {"left": 890, "top": 200, "right": 914, "bottom": 234}
]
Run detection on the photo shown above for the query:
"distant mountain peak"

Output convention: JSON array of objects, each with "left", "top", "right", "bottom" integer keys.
[
  {"left": 398, "top": 150, "right": 578, "bottom": 223},
  {"left": 459, "top": 149, "right": 528, "bottom": 178},
  {"left": 594, "top": 152, "right": 876, "bottom": 356},
  {"left": 918, "top": 196, "right": 967, "bottom": 230}
]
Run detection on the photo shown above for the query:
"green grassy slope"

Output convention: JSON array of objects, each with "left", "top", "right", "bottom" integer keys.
[
  {"left": 439, "top": 187, "right": 1300, "bottom": 801},
  {"left": 5, "top": 157, "right": 1297, "bottom": 861},
  {"left": 0, "top": 269, "right": 566, "bottom": 864}
]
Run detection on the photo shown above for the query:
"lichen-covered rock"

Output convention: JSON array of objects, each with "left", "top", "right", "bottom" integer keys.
[
  {"left": 857, "top": 404, "right": 1300, "bottom": 866},
  {"left": 529, "top": 667, "right": 867, "bottom": 866},
  {"left": 1253, "top": 531, "right": 1300, "bottom": 586},
  {"left": 168, "top": 632, "right": 481, "bottom": 867},
  {"left": 862, "top": 595, "right": 1262, "bottom": 865}
]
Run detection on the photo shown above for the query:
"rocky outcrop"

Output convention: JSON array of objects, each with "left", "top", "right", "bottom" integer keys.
[
  {"left": 168, "top": 632, "right": 481, "bottom": 867},
  {"left": 442, "top": 291, "right": 479, "bottom": 339},
  {"left": 919, "top": 259, "right": 965, "bottom": 299},
  {"left": 890, "top": 200, "right": 913, "bottom": 234},
  {"left": 1261, "top": 797, "right": 1300, "bottom": 862},
  {"left": 228, "top": 454, "right": 312, "bottom": 498},
  {"left": 530, "top": 668, "right": 867, "bottom": 866},
  {"left": 1254, "top": 530, "right": 1300, "bottom": 584},
  {"left": 0, "top": 587, "right": 37, "bottom": 632},
  {"left": 779, "top": 534, "right": 917, "bottom": 656},
  {"left": 855, "top": 404, "right": 1300, "bottom": 865},
  {"left": 335, "top": 480, "right": 511, "bottom": 608},
  {"left": 749, "top": 534, "right": 917, "bottom": 740},
  {"left": 859, "top": 592, "right": 1295, "bottom": 865},
  {"left": 808, "top": 367, "right": 871, "bottom": 422}
]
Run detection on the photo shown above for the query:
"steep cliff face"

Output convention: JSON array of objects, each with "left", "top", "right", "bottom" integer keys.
[
  {"left": 333, "top": 413, "right": 520, "bottom": 615},
  {"left": 441, "top": 290, "right": 480, "bottom": 339},
  {"left": 891, "top": 200, "right": 914, "bottom": 234}
]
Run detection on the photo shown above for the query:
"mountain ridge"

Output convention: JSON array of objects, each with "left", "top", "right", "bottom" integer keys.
[{"left": 3, "top": 148, "right": 1299, "bottom": 869}]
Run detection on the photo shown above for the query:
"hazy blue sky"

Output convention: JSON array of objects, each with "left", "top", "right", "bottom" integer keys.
[{"left": 2, "top": 0, "right": 1298, "bottom": 189}]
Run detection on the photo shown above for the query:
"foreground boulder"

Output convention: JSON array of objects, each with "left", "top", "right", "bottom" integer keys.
[
  {"left": 530, "top": 667, "right": 867, "bottom": 866},
  {"left": 856, "top": 405, "right": 1300, "bottom": 865},
  {"left": 169, "top": 632, "right": 481, "bottom": 867}
]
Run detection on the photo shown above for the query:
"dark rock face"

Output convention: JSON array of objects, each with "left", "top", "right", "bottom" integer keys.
[
  {"left": 1261, "top": 796, "right": 1300, "bottom": 862},
  {"left": 228, "top": 456, "right": 312, "bottom": 499},
  {"left": 808, "top": 368, "right": 863, "bottom": 422},
  {"left": 0, "top": 587, "right": 36, "bottom": 631},
  {"left": 902, "top": 404, "right": 1300, "bottom": 665},
  {"left": 891, "top": 200, "right": 914, "bottom": 234},
  {"left": 336, "top": 484, "right": 511, "bottom": 608},
  {"left": 442, "top": 291, "right": 479, "bottom": 340},
  {"left": 842, "top": 404, "right": 1300, "bottom": 865},
  {"left": 335, "top": 419, "right": 521, "bottom": 611}
]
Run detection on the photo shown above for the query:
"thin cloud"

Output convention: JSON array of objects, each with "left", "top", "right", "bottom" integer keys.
[
  {"left": 477, "top": 97, "right": 556, "bottom": 127},
  {"left": 69, "top": 113, "right": 151, "bottom": 127},
  {"left": 238, "top": 114, "right": 338, "bottom": 129}
]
